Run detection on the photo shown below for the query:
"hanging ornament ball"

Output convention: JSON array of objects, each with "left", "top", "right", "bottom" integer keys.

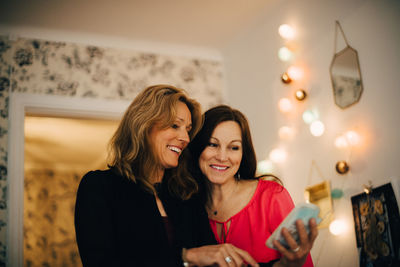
[
  {"left": 281, "top": 72, "right": 292, "bottom": 84},
  {"left": 336, "top": 160, "right": 349, "bottom": 174},
  {"left": 331, "top": 188, "right": 344, "bottom": 199},
  {"left": 295, "top": 89, "right": 307, "bottom": 101}
]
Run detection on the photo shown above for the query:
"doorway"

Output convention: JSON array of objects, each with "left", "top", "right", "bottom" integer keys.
[
  {"left": 7, "top": 93, "right": 130, "bottom": 266},
  {"left": 24, "top": 115, "right": 119, "bottom": 266}
]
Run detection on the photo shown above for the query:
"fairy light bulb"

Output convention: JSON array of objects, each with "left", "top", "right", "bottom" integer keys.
[
  {"left": 287, "top": 66, "right": 303, "bottom": 81},
  {"left": 278, "top": 126, "right": 296, "bottom": 140},
  {"left": 278, "top": 24, "right": 295, "bottom": 40},
  {"left": 278, "top": 47, "right": 293, "bottom": 62},
  {"left": 269, "top": 148, "right": 287, "bottom": 163},
  {"left": 329, "top": 219, "right": 347, "bottom": 236},
  {"left": 345, "top": 130, "right": 360, "bottom": 146},
  {"left": 302, "top": 110, "right": 318, "bottom": 124},
  {"left": 278, "top": 98, "right": 293, "bottom": 113},
  {"left": 335, "top": 136, "right": 349, "bottom": 148},
  {"left": 310, "top": 120, "right": 325, "bottom": 136},
  {"left": 257, "top": 160, "right": 274, "bottom": 174}
]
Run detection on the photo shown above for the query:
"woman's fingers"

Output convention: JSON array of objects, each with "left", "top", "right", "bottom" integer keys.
[
  {"left": 272, "top": 239, "right": 295, "bottom": 261},
  {"left": 280, "top": 225, "right": 301, "bottom": 251},
  {"left": 296, "top": 219, "right": 309, "bottom": 247},
  {"left": 272, "top": 218, "right": 320, "bottom": 267},
  {"left": 186, "top": 244, "right": 259, "bottom": 267},
  {"left": 222, "top": 243, "right": 259, "bottom": 267},
  {"left": 308, "top": 218, "right": 319, "bottom": 244},
  {"left": 230, "top": 245, "right": 259, "bottom": 267}
]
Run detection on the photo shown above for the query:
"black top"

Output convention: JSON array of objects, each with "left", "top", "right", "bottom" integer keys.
[{"left": 74, "top": 169, "right": 216, "bottom": 267}]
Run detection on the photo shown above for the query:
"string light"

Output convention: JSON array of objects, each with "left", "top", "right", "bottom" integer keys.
[
  {"left": 278, "top": 126, "right": 296, "bottom": 140},
  {"left": 269, "top": 148, "right": 287, "bottom": 163},
  {"left": 302, "top": 110, "right": 318, "bottom": 124},
  {"left": 334, "top": 130, "right": 361, "bottom": 148},
  {"left": 257, "top": 160, "right": 274, "bottom": 174},
  {"left": 287, "top": 66, "right": 304, "bottom": 81},
  {"left": 345, "top": 130, "right": 360, "bottom": 146},
  {"left": 310, "top": 120, "right": 325, "bottom": 136},
  {"left": 329, "top": 219, "right": 348, "bottom": 236},
  {"left": 278, "top": 98, "right": 293, "bottom": 113},
  {"left": 334, "top": 136, "right": 348, "bottom": 148},
  {"left": 278, "top": 24, "right": 295, "bottom": 40},
  {"left": 278, "top": 47, "right": 294, "bottom": 62}
]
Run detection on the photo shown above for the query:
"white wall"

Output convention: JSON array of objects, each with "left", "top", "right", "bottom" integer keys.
[{"left": 222, "top": 0, "right": 400, "bottom": 266}]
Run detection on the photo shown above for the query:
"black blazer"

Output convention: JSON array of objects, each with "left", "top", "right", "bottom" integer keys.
[{"left": 74, "top": 169, "right": 216, "bottom": 267}]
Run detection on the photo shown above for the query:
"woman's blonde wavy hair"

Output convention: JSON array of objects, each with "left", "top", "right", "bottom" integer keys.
[{"left": 108, "top": 84, "right": 203, "bottom": 200}]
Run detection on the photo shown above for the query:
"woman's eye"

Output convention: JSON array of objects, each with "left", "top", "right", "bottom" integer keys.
[
  {"left": 208, "top": 143, "right": 218, "bottom": 147},
  {"left": 171, "top": 124, "right": 179, "bottom": 129},
  {"left": 231, "top": 146, "right": 240, "bottom": 151}
]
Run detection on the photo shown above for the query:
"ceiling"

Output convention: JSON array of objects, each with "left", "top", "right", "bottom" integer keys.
[{"left": 0, "top": 0, "right": 276, "bottom": 50}]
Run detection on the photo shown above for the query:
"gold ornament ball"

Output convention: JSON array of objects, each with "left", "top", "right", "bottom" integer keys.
[
  {"left": 295, "top": 89, "right": 307, "bottom": 101},
  {"left": 281, "top": 72, "right": 292, "bottom": 84},
  {"left": 336, "top": 160, "right": 349, "bottom": 174}
]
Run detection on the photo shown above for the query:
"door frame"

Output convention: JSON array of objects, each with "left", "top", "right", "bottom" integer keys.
[{"left": 7, "top": 92, "right": 130, "bottom": 266}]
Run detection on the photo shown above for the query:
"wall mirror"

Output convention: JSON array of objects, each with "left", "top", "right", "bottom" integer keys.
[{"left": 330, "top": 21, "right": 363, "bottom": 109}]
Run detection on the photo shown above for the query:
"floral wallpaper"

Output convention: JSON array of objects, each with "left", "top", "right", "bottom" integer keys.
[
  {"left": 24, "top": 168, "right": 83, "bottom": 267},
  {"left": 0, "top": 36, "right": 11, "bottom": 267},
  {"left": 0, "top": 35, "right": 224, "bottom": 265}
]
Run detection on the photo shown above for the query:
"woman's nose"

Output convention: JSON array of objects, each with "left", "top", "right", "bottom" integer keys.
[
  {"left": 178, "top": 129, "right": 190, "bottom": 144},
  {"left": 216, "top": 148, "right": 227, "bottom": 161}
]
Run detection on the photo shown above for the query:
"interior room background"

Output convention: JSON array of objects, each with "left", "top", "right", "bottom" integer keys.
[{"left": 1, "top": 0, "right": 400, "bottom": 266}]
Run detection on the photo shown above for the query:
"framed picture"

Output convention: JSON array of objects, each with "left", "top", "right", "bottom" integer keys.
[{"left": 351, "top": 183, "right": 400, "bottom": 267}]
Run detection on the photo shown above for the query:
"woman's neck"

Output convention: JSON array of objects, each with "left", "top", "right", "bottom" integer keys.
[
  {"left": 209, "top": 178, "right": 240, "bottom": 216},
  {"left": 150, "top": 167, "right": 165, "bottom": 185}
]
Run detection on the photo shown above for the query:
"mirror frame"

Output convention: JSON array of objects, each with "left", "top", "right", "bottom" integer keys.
[{"left": 330, "top": 45, "right": 364, "bottom": 109}]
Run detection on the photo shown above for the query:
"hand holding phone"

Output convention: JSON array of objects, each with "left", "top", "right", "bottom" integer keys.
[{"left": 265, "top": 202, "right": 321, "bottom": 250}]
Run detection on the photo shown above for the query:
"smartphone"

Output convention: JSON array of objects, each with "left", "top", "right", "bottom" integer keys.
[{"left": 265, "top": 202, "right": 321, "bottom": 250}]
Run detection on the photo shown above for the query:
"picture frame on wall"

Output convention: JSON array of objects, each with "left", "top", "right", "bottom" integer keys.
[{"left": 351, "top": 183, "right": 400, "bottom": 267}]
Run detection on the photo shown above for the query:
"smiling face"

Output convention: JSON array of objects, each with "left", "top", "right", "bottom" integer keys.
[
  {"left": 149, "top": 101, "right": 192, "bottom": 170},
  {"left": 199, "top": 120, "right": 243, "bottom": 185}
]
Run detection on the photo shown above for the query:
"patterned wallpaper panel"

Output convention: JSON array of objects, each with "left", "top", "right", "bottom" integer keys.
[
  {"left": 0, "top": 35, "right": 225, "bottom": 265},
  {"left": 24, "top": 168, "right": 83, "bottom": 267},
  {"left": 0, "top": 37, "right": 11, "bottom": 265},
  {"left": 9, "top": 38, "right": 224, "bottom": 108}
]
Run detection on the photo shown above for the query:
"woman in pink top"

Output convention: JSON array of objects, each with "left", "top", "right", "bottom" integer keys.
[{"left": 188, "top": 105, "right": 318, "bottom": 267}]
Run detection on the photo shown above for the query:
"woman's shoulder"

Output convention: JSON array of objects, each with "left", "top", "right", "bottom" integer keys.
[
  {"left": 258, "top": 178, "right": 284, "bottom": 191},
  {"left": 81, "top": 168, "right": 116, "bottom": 182},
  {"left": 79, "top": 168, "right": 133, "bottom": 189},
  {"left": 254, "top": 178, "right": 290, "bottom": 201},
  {"left": 238, "top": 178, "right": 284, "bottom": 201}
]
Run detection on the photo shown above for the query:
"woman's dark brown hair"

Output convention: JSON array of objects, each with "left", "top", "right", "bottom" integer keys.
[
  {"left": 188, "top": 105, "right": 256, "bottom": 205},
  {"left": 189, "top": 105, "right": 257, "bottom": 179},
  {"left": 189, "top": 105, "right": 281, "bottom": 205}
]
